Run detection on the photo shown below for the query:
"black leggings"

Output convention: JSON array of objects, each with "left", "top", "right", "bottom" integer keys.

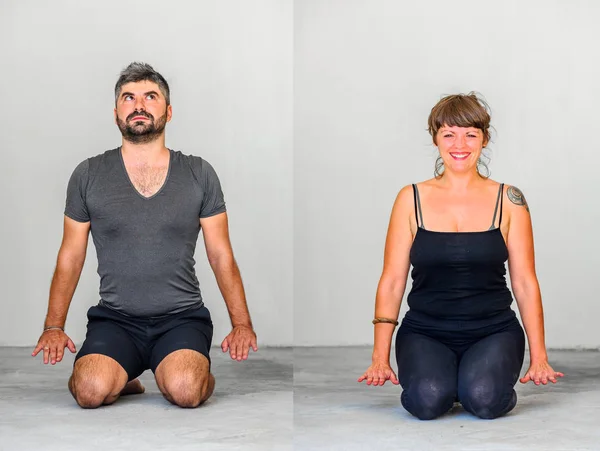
[{"left": 395, "top": 326, "right": 525, "bottom": 420}]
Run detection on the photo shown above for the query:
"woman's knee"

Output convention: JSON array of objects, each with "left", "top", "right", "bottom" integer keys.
[
  {"left": 459, "top": 380, "right": 517, "bottom": 419},
  {"left": 401, "top": 380, "right": 456, "bottom": 420}
]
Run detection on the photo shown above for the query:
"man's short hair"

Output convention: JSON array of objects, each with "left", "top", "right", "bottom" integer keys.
[{"left": 114, "top": 62, "right": 170, "bottom": 105}]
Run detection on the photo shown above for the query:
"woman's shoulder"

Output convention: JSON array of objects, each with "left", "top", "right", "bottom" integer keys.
[
  {"left": 396, "top": 181, "right": 428, "bottom": 196},
  {"left": 402, "top": 177, "right": 437, "bottom": 191},
  {"left": 393, "top": 180, "right": 432, "bottom": 209},
  {"left": 395, "top": 178, "right": 437, "bottom": 198},
  {"left": 485, "top": 178, "right": 505, "bottom": 193},
  {"left": 407, "top": 178, "right": 441, "bottom": 195},
  {"left": 490, "top": 180, "right": 526, "bottom": 201},
  {"left": 501, "top": 183, "right": 531, "bottom": 213},
  {"left": 484, "top": 180, "right": 531, "bottom": 214},
  {"left": 415, "top": 177, "right": 437, "bottom": 187}
]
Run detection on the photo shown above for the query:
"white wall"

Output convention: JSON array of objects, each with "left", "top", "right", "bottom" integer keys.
[
  {"left": 2, "top": 0, "right": 598, "bottom": 350},
  {"left": 294, "top": 0, "right": 600, "bottom": 347},
  {"left": 0, "top": 0, "right": 293, "bottom": 346}
]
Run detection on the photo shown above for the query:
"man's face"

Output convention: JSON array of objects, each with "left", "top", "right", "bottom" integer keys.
[{"left": 114, "top": 80, "right": 172, "bottom": 144}]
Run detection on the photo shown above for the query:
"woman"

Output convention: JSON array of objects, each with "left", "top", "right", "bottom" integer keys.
[{"left": 358, "top": 93, "right": 563, "bottom": 420}]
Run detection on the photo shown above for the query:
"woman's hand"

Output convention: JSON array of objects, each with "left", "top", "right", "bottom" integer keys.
[
  {"left": 519, "top": 360, "right": 564, "bottom": 385},
  {"left": 358, "top": 360, "right": 400, "bottom": 386}
]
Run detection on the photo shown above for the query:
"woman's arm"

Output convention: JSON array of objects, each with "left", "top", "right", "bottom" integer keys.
[
  {"left": 505, "top": 185, "right": 563, "bottom": 384},
  {"left": 358, "top": 185, "right": 414, "bottom": 386}
]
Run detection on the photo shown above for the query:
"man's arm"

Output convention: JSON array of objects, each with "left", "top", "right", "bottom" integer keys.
[
  {"left": 32, "top": 216, "right": 90, "bottom": 364},
  {"left": 200, "top": 212, "right": 257, "bottom": 360}
]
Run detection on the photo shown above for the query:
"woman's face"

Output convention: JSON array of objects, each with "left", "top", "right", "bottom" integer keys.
[{"left": 435, "top": 125, "right": 487, "bottom": 175}]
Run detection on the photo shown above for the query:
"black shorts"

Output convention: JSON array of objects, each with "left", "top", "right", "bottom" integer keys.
[{"left": 75, "top": 304, "right": 213, "bottom": 381}]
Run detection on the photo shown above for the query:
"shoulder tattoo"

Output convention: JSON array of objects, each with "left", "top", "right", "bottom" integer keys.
[{"left": 507, "top": 186, "right": 530, "bottom": 213}]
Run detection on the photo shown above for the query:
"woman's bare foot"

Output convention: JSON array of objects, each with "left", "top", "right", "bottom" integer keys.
[{"left": 120, "top": 378, "right": 145, "bottom": 396}]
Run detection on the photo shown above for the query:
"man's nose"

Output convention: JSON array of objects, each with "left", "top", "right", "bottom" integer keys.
[{"left": 134, "top": 97, "right": 145, "bottom": 111}]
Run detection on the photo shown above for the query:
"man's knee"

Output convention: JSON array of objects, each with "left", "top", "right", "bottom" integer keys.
[
  {"left": 155, "top": 349, "right": 213, "bottom": 408},
  {"left": 69, "top": 357, "right": 126, "bottom": 409},
  {"left": 161, "top": 371, "right": 213, "bottom": 408}
]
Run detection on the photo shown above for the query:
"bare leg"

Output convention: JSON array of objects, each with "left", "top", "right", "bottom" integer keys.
[
  {"left": 154, "top": 349, "right": 214, "bottom": 408},
  {"left": 69, "top": 354, "right": 141, "bottom": 408}
]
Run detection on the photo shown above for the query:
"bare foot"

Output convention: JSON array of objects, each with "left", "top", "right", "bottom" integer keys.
[
  {"left": 198, "top": 373, "right": 216, "bottom": 406},
  {"left": 120, "top": 378, "right": 145, "bottom": 396}
]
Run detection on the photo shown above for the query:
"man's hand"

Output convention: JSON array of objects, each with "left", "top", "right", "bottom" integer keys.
[
  {"left": 31, "top": 329, "right": 76, "bottom": 365},
  {"left": 221, "top": 325, "right": 258, "bottom": 361}
]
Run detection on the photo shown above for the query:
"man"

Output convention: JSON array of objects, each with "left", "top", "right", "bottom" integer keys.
[{"left": 32, "top": 62, "right": 257, "bottom": 409}]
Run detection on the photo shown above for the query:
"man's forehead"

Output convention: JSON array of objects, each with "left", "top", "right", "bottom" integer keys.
[{"left": 119, "top": 80, "right": 161, "bottom": 93}]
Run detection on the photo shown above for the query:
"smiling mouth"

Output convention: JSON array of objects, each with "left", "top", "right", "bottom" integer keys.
[{"left": 450, "top": 152, "right": 470, "bottom": 160}]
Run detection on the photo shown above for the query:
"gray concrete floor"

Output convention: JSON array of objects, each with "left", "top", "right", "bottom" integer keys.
[
  {"left": 2, "top": 347, "right": 599, "bottom": 450},
  {"left": 294, "top": 347, "right": 600, "bottom": 451},
  {"left": 0, "top": 347, "right": 292, "bottom": 451}
]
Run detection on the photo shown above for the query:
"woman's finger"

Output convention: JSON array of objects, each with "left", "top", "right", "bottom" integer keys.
[{"left": 383, "top": 371, "right": 391, "bottom": 385}]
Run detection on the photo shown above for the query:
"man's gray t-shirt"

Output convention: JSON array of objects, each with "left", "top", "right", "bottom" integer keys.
[{"left": 65, "top": 147, "right": 226, "bottom": 318}]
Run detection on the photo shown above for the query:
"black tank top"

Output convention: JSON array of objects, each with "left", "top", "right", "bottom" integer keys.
[{"left": 402, "top": 183, "right": 517, "bottom": 340}]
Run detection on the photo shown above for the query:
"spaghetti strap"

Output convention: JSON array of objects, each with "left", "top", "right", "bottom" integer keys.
[
  {"left": 413, "top": 184, "right": 425, "bottom": 229},
  {"left": 412, "top": 184, "right": 419, "bottom": 227},
  {"left": 499, "top": 183, "right": 504, "bottom": 226},
  {"left": 490, "top": 183, "right": 504, "bottom": 229}
]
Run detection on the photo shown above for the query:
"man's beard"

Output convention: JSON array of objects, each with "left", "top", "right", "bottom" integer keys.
[{"left": 116, "top": 111, "right": 168, "bottom": 144}]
